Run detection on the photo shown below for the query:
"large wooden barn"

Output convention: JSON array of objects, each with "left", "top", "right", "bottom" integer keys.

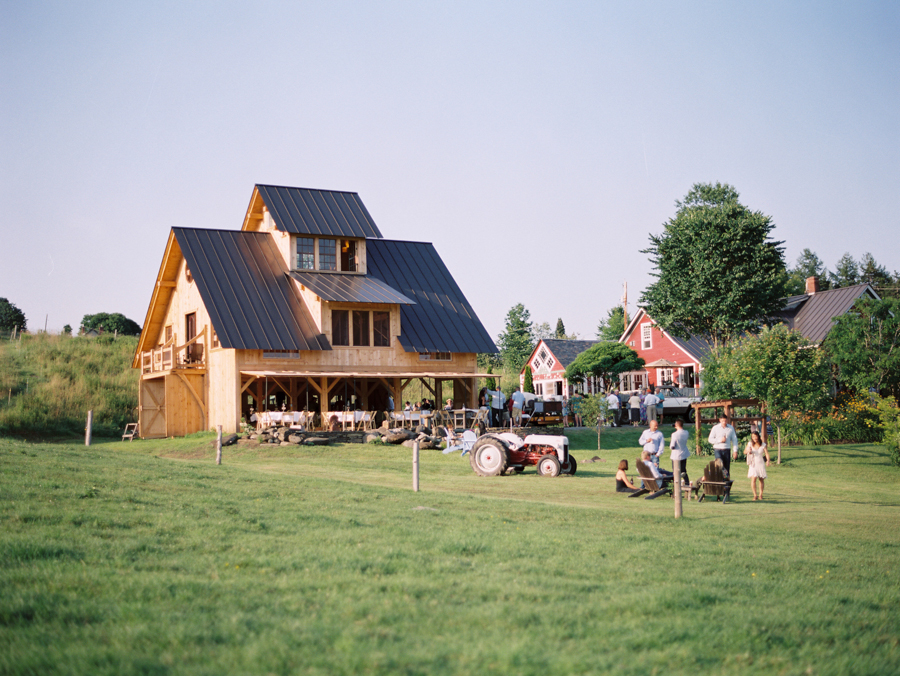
[{"left": 132, "top": 184, "right": 497, "bottom": 437}]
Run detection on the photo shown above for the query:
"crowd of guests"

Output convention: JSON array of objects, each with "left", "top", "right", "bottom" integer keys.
[{"left": 615, "top": 414, "right": 771, "bottom": 501}]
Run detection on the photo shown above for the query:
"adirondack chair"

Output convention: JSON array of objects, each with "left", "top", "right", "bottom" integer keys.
[
  {"left": 122, "top": 422, "right": 138, "bottom": 441},
  {"left": 442, "top": 429, "right": 477, "bottom": 456},
  {"left": 470, "top": 408, "right": 489, "bottom": 433},
  {"left": 633, "top": 459, "right": 672, "bottom": 500},
  {"left": 697, "top": 460, "right": 733, "bottom": 503}
]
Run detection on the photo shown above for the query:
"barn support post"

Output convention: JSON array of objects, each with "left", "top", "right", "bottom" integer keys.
[
  {"left": 85, "top": 410, "right": 93, "bottom": 446},
  {"left": 216, "top": 425, "right": 223, "bottom": 465},
  {"left": 412, "top": 440, "right": 420, "bottom": 492}
]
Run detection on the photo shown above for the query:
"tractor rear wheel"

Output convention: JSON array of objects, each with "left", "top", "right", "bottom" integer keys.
[
  {"left": 537, "top": 454, "right": 561, "bottom": 477},
  {"left": 565, "top": 455, "right": 578, "bottom": 475},
  {"left": 470, "top": 437, "right": 509, "bottom": 476}
]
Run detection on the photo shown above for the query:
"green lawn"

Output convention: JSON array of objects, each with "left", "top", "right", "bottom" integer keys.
[{"left": 1, "top": 429, "right": 898, "bottom": 675}]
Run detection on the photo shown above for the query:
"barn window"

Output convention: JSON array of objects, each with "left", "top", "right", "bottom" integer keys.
[
  {"left": 296, "top": 237, "right": 315, "bottom": 270},
  {"left": 332, "top": 310, "right": 349, "bottom": 346},
  {"left": 641, "top": 323, "right": 652, "bottom": 350},
  {"left": 352, "top": 310, "right": 370, "bottom": 347},
  {"left": 419, "top": 352, "right": 451, "bottom": 361},
  {"left": 341, "top": 240, "right": 358, "bottom": 272},
  {"left": 319, "top": 239, "right": 337, "bottom": 271},
  {"left": 373, "top": 311, "right": 390, "bottom": 347}
]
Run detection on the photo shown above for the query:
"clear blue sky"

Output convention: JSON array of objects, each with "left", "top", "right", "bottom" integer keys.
[{"left": 2, "top": 1, "right": 897, "bottom": 340}]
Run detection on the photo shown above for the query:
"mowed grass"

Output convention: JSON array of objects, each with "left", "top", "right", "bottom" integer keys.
[{"left": 1, "top": 428, "right": 899, "bottom": 676}]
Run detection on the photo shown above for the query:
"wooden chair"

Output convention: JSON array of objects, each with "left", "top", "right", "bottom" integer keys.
[
  {"left": 633, "top": 459, "right": 672, "bottom": 500},
  {"left": 470, "top": 408, "right": 489, "bottom": 433},
  {"left": 697, "top": 460, "right": 733, "bottom": 503},
  {"left": 122, "top": 423, "right": 138, "bottom": 441}
]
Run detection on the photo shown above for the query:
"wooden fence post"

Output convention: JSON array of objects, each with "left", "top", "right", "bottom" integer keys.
[
  {"left": 413, "top": 441, "right": 419, "bottom": 492},
  {"left": 85, "top": 410, "right": 93, "bottom": 446},
  {"left": 216, "top": 425, "right": 223, "bottom": 465},
  {"left": 674, "top": 472, "right": 683, "bottom": 518}
]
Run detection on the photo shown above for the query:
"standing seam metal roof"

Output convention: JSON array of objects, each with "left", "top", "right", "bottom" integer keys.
[
  {"left": 366, "top": 239, "right": 497, "bottom": 354},
  {"left": 288, "top": 271, "right": 416, "bottom": 305},
  {"left": 173, "top": 228, "right": 330, "bottom": 351},
  {"left": 256, "top": 185, "right": 383, "bottom": 239},
  {"left": 792, "top": 284, "right": 877, "bottom": 343}
]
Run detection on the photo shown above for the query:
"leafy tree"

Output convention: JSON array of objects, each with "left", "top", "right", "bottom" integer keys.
[
  {"left": 829, "top": 253, "right": 859, "bottom": 288},
  {"left": 0, "top": 298, "right": 27, "bottom": 334},
  {"left": 701, "top": 324, "right": 831, "bottom": 463},
  {"left": 81, "top": 313, "right": 142, "bottom": 336},
  {"left": 785, "top": 248, "right": 831, "bottom": 296},
  {"left": 565, "top": 342, "right": 644, "bottom": 393},
  {"left": 639, "top": 182, "right": 787, "bottom": 349},
  {"left": 485, "top": 365, "right": 496, "bottom": 391},
  {"left": 533, "top": 322, "right": 553, "bottom": 341},
  {"left": 827, "top": 297, "right": 900, "bottom": 398},
  {"left": 596, "top": 306, "right": 625, "bottom": 341},
  {"left": 496, "top": 304, "right": 534, "bottom": 373},
  {"left": 62, "top": 324, "right": 72, "bottom": 336},
  {"left": 555, "top": 318, "right": 566, "bottom": 339},
  {"left": 575, "top": 393, "right": 611, "bottom": 451},
  {"left": 523, "top": 364, "right": 534, "bottom": 394}
]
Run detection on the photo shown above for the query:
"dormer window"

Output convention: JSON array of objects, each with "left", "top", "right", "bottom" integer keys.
[
  {"left": 319, "top": 239, "right": 337, "bottom": 271},
  {"left": 295, "top": 236, "right": 363, "bottom": 273},
  {"left": 297, "top": 237, "right": 315, "bottom": 270},
  {"left": 341, "top": 240, "right": 357, "bottom": 272}
]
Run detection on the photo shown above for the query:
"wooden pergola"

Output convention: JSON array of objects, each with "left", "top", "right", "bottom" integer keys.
[{"left": 691, "top": 398, "right": 767, "bottom": 456}]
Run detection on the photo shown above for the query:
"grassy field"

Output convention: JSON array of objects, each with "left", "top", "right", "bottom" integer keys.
[{"left": 2, "top": 427, "right": 899, "bottom": 675}]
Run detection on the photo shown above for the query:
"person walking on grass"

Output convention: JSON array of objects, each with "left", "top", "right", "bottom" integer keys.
[
  {"left": 606, "top": 390, "right": 620, "bottom": 427},
  {"left": 708, "top": 415, "right": 738, "bottom": 476},
  {"left": 669, "top": 419, "right": 690, "bottom": 486},
  {"left": 746, "top": 430, "right": 770, "bottom": 501},
  {"left": 644, "top": 388, "right": 660, "bottom": 424},
  {"left": 628, "top": 390, "right": 641, "bottom": 426}
]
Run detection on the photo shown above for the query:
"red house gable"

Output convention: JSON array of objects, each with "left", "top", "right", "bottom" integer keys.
[{"left": 620, "top": 310, "right": 706, "bottom": 389}]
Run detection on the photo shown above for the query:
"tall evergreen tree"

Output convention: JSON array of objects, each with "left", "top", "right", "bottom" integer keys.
[
  {"left": 830, "top": 253, "right": 859, "bottom": 288},
  {"left": 554, "top": 318, "right": 566, "bottom": 339},
  {"left": 523, "top": 364, "right": 534, "bottom": 394},
  {"left": 639, "top": 182, "right": 786, "bottom": 348},
  {"left": 785, "top": 248, "right": 831, "bottom": 296}
]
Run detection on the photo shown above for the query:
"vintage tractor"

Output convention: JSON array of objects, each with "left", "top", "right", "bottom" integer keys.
[{"left": 469, "top": 432, "right": 576, "bottom": 477}]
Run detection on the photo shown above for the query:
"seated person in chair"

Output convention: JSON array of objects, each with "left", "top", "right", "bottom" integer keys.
[
  {"left": 640, "top": 450, "right": 673, "bottom": 489},
  {"left": 697, "top": 458, "right": 734, "bottom": 502},
  {"left": 615, "top": 460, "right": 641, "bottom": 494}
]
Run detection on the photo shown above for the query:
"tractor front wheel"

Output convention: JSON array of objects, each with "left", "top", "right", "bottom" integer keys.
[
  {"left": 564, "top": 455, "right": 578, "bottom": 475},
  {"left": 470, "top": 437, "right": 509, "bottom": 476},
  {"left": 537, "top": 454, "right": 561, "bottom": 477}
]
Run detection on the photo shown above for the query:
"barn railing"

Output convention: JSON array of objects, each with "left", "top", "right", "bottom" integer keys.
[{"left": 141, "top": 326, "right": 207, "bottom": 374}]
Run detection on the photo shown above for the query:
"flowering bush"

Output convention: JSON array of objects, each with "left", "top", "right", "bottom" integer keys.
[
  {"left": 778, "top": 393, "right": 882, "bottom": 446},
  {"left": 868, "top": 395, "right": 900, "bottom": 467}
]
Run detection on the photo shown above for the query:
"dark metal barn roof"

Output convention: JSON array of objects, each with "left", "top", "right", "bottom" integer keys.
[
  {"left": 366, "top": 239, "right": 497, "bottom": 354},
  {"left": 289, "top": 271, "right": 415, "bottom": 305},
  {"left": 173, "top": 228, "right": 331, "bottom": 351},
  {"left": 788, "top": 283, "right": 879, "bottom": 344},
  {"left": 256, "top": 185, "right": 383, "bottom": 239}
]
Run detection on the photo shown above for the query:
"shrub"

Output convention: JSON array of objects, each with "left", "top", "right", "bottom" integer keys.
[
  {"left": 779, "top": 393, "right": 882, "bottom": 446},
  {"left": 868, "top": 395, "right": 900, "bottom": 467}
]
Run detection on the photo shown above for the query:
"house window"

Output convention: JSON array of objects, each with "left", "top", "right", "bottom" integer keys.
[
  {"left": 641, "top": 323, "right": 652, "bottom": 350},
  {"left": 352, "top": 310, "right": 370, "bottom": 347},
  {"left": 419, "top": 352, "right": 451, "bottom": 361},
  {"left": 533, "top": 356, "right": 542, "bottom": 369},
  {"left": 373, "top": 311, "right": 390, "bottom": 347},
  {"left": 263, "top": 350, "right": 299, "bottom": 359},
  {"left": 297, "top": 237, "right": 315, "bottom": 270},
  {"left": 319, "top": 239, "right": 337, "bottom": 271},
  {"left": 539, "top": 348, "right": 548, "bottom": 362},
  {"left": 212, "top": 330, "right": 220, "bottom": 348},
  {"left": 164, "top": 325, "right": 173, "bottom": 344},
  {"left": 341, "top": 240, "right": 357, "bottom": 272},
  {"left": 332, "top": 310, "right": 349, "bottom": 346},
  {"left": 546, "top": 357, "right": 555, "bottom": 369}
]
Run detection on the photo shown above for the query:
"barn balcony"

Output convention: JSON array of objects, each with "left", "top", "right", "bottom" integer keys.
[{"left": 140, "top": 327, "right": 207, "bottom": 374}]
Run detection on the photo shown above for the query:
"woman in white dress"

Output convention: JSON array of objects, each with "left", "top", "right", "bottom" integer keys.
[{"left": 746, "top": 431, "right": 770, "bottom": 501}]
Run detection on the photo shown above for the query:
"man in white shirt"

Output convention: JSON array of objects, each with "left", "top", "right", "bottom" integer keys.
[
  {"left": 639, "top": 419, "right": 665, "bottom": 468},
  {"left": 669, "top": 419, "right": 691, "bottom": 485},
  {"left": 510, "top": 386, "right": 526, "bottom": 426},
  {"left": 708, "top": 415, "right": 738, "bottom": 475},
  {"left": 643, "top": 388, "right": 660, "bottom": 424},
  {"left": 606, "top": 391, "right": 621, "bottom": 427}
]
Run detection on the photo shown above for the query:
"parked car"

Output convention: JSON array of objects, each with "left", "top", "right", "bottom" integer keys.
[{"left": 618, "top": 386, "right": 702, "bottom": 422}]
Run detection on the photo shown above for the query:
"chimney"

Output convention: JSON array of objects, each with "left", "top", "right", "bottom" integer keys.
[{"left": 805, "top": 276, "right": 820, "bottom": 295}]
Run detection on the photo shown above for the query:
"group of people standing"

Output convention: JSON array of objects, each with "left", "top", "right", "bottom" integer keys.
[
  {"left": 622, "top": 387, "right": 665, "bottom": 426},
  {"left": 615, "top": 415, "right": 771, "bottom": 501}
]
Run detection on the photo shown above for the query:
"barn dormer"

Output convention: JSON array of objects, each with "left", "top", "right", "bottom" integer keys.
[{"left": 241, "top": 184, "right": 381, "bottom": 274}]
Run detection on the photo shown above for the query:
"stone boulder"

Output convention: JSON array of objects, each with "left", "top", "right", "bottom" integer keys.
[
  {"left": 383, "top": 428, "right": 413, "bottom": 445},
  {"left": 303, "top": 437, "right": 331, "bottom": 446},
  {"left": 288, "top": 434, "right": 305, "bottom": 444},
  {"left": 364, "top": 433, "right": 382, "bottom": 444}
]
